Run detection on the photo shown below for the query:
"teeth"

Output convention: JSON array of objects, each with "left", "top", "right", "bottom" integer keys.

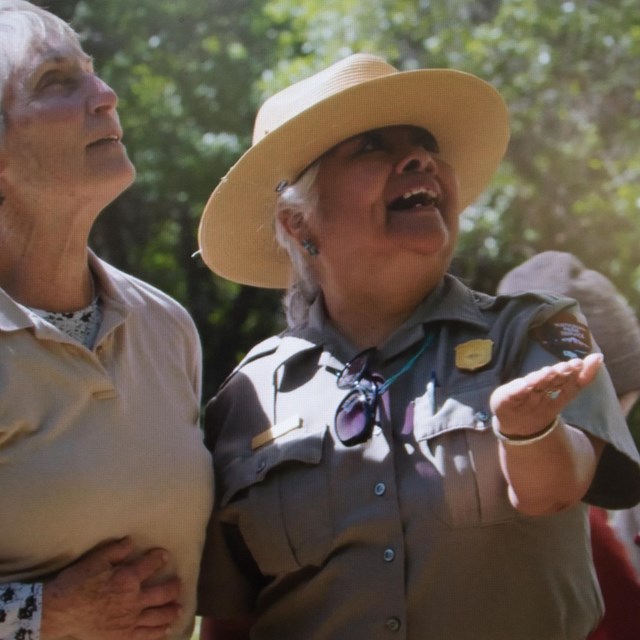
[
  {"left": 399, "top": 187, "right": 438, "bottom": 207},
  {"left": 401, "top": 188, "right": 437, "bottom": 199}
]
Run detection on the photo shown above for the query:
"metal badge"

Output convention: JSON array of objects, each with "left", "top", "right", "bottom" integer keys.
[{"left": 455, "top": 339, "right": 494, "bottom": 371}]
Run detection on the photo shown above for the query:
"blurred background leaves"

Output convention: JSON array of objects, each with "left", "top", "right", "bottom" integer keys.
[{"left": 40, "top": 0, "right": 640, "bottom": 438}]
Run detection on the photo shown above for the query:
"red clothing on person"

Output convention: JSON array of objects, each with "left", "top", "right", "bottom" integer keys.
[{"left": 588, "top": 507, "right": 640, "bottom": 640}]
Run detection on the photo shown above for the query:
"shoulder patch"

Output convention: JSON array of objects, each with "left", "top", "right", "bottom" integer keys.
[{"left": 532, "top": 310, "right": 592, "bottom": 360}]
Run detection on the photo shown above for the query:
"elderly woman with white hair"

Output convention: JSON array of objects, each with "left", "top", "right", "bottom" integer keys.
[
  {"left": 196, "top": 54, "right": 640, "bottom": 639},
  {"left": 0, "top": 2, "right": 212, "bottom": 639}
]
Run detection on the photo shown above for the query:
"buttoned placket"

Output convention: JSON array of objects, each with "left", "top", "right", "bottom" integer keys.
[
  {"left": 269, "top": 342, "right": 410, "bottom": 637},
  {"left": 369, "top": 377, "right": 408, "bottom": 637}
]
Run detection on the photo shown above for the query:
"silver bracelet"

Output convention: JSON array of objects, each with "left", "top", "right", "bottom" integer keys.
[{"left": 492, "top": 415, "right": 561, "bottom": 446}]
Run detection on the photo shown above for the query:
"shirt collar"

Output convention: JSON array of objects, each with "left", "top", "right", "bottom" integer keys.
[
  {"left": 0, "top": 251, "right": 140, "bottom": 334},
  {"left": 297, "top": 274, "right": 491, "bottom": 363},
  {"left": 88, "top": 251, "right": 146, "bottom": 310},
  {"left": 0, "top": 288, "right": 33, "bottom": 332}
]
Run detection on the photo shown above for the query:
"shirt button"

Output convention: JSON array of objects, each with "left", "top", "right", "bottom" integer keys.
[
  {"left": 385, "top": 617, "right": 401, "bottom": 632},
  {"left": 374, "top": 482, "right": 386, "bottom": 496},
  {"left": 383, "top": 548, "right": 395, "bottom": 562}
]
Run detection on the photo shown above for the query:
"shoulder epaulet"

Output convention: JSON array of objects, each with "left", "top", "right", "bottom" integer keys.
[
  {"left": 214, "top": 333, "right": 321, "bottom": 396},
  {"left": 222, "top": 333, "right": 321, "bottom": 387},
  {"left": 235, "top": 335, "right": 283, "bottom": 370},
  {"left": 493, "top": 290, "right": 567, "bottom": 307}
]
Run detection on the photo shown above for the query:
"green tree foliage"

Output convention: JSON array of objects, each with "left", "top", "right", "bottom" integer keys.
[{"left": 35, "top": 1, "right": 640, "bottom": 440}]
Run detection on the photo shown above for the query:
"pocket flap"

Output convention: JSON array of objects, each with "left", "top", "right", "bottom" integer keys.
[
  {"left": 414, "top": 385, "right": 493, "bottom": 441},
  {"left": 220, "top": 426, "right": 326, "bottom": 506}
]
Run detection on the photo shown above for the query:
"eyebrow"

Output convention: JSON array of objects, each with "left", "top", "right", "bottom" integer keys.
[{"left": 33, "top": 52, "right": 94, "bottom": 74}]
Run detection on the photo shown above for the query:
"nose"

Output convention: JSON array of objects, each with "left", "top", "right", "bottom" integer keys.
[
  {"left": 394, "top": 144, "right": 437, "bottom": 174},
  {"left": 86, "top": 74, "right": 118, "bottom": 114}
]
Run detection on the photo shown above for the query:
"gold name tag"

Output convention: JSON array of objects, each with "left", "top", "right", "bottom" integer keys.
[
  {"left": 251, "top": 415, "right": 302, "bottom": 450},
  {"left": 455, "top": 339, "right": 493, "bottom": 371}
]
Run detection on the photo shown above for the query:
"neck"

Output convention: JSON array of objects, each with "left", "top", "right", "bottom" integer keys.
[
  {"left": 0, "top": 203, "right": 96, "bottom": 311},
  {"left": 322, "top": 284, "right": 436, "bottom": 349},
  {"left": 315, "top": 249, "right": 450, "bottom": 348}
]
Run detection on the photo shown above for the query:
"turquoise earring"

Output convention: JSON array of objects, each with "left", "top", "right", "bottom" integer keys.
[{"left": 302, "top": 239, "right": 319, "bottom": 256}]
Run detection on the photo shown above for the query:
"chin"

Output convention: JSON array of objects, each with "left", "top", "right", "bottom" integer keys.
[
  {"left": 399, "top": 227, "right": 454, "bottom": 257},
  {"left": 92, "top": 165, "right": 136, "bottom": 208}
]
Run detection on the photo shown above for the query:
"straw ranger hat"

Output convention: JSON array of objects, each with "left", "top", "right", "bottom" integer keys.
[{"left": 198, "top": 53, "right": 510, "bottom": 288}]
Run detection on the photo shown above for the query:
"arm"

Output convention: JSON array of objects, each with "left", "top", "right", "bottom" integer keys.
[
  {"left": 40, "top": 537, "right": 181, "bottom": 640},
  {"left": 490, "top": 353, "right": 605, "bottom": 515}
]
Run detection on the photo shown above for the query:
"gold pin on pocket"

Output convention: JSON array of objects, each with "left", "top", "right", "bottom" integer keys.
[{"left": 455, "top": 339, "right": 493, "bottom": 371}]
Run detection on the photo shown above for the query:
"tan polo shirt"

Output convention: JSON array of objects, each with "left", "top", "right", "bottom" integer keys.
[
  {"left": 198, "top": 275, "right": 640, "bottom": 640},
  {"left": 0, "top": 253, "right": 214, "bottom": 640}
]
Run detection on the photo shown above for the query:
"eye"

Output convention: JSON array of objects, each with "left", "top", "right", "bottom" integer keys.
[
  {"left": 37, "top": 70, "right": 77, "bottom": 91},
  {"left": 357, "top": 131, "right": 384, "bottom": 153},
  {"left": 416, "top": 130, "right": 439, "bottom": 154}
]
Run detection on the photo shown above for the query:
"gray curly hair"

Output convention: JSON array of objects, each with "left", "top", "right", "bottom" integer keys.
[{"left": 274, "top": 161, "right": 322, "bottom": 328}]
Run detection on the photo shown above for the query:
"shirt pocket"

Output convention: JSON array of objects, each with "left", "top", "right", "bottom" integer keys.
[
  {"left": 218, "top": 424, "right": 333, "bottom": 575},
  {"left": 413, "top": 383, "right": 518, "bottom": 528}
]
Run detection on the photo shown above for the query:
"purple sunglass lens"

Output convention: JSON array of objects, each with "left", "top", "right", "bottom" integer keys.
[{"left": 335, "top": 390, "right": 376, "bottom": 446}]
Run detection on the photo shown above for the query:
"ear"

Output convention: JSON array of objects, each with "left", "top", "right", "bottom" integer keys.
[{"left": 277, "top": 207, "right": 309, "bottom": 243}]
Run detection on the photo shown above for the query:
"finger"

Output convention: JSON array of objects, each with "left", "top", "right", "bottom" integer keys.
[
  {"left": 140, "top": 578, "right": 181, "bottom": 609},
  {"left": 82, "top": 536, "right": 135, "bottom": 567},
  {"left": 129, "top": 548, "right": 170, "bottom": 583},
  {"left": 137, "top": 603, "right": 182, "bottom": 627},
  {"left": 576, "top": 352, "right": 603, "bottom": 387}
]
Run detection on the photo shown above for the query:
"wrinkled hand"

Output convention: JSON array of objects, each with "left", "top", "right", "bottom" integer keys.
[
  {"left": 41, "top": 537, "right": 181, "bottom": 640},
  {"left": 490, "top": 353, "right": 603, "bottom": 436}
]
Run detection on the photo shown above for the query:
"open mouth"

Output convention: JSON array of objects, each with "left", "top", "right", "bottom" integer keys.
[
  {"left": 87, "top": 135, "right": 121, "bottom": 148},
  {"left": 388, "top": 187, "right": 439, "bottom": 211}
]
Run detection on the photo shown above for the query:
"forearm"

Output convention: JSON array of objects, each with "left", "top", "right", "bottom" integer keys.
[
  {"left": 497, "top": 417, "right": 604, "bottom": 515},
  {"left": 0, "top": 583, "right": 42, "bottom": 640}
]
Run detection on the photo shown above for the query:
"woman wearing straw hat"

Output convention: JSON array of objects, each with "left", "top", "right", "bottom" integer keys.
[{"left": 196, "top": 54, "right": 640, "bottom": 639}]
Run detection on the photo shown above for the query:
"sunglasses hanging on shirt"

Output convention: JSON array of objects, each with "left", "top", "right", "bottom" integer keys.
[{"left": 334, "top": 332, "right": 435, "bottom": 446}]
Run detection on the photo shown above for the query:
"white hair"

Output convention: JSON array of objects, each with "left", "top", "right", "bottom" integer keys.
[
  {"left": 274, "top": 161, "right": 322, "bottom": 328},
  {"left": 0, "top": 1, "right": 82, "bottom": 141}
]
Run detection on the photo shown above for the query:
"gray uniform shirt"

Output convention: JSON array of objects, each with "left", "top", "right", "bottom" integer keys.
[{"left": 198, "top": 275, "right": 640, "bottom": 640}]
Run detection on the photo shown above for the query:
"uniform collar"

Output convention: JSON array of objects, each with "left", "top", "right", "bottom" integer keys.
[{"left": 298, "top": 274, "right": 491, "bottom": 363}]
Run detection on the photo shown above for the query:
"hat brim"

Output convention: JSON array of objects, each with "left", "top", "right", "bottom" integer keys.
[{"left": 199, "top": 68, "right": 510, "bottom": 288}]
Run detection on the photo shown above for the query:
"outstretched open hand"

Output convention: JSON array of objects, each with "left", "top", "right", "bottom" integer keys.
[{"left": 490, "top": 353, "right": 603, "bottom": 437}]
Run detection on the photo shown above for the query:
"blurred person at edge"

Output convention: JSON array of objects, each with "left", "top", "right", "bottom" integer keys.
[
  {"left": 0, "top": 2, "right": 213, "bottom": 640},
  {"left": 195, "top": 54, "right": 640, "bottom": 639},
  {"left": 498, "top": 251, "right": 640, "bottom": 640}
]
